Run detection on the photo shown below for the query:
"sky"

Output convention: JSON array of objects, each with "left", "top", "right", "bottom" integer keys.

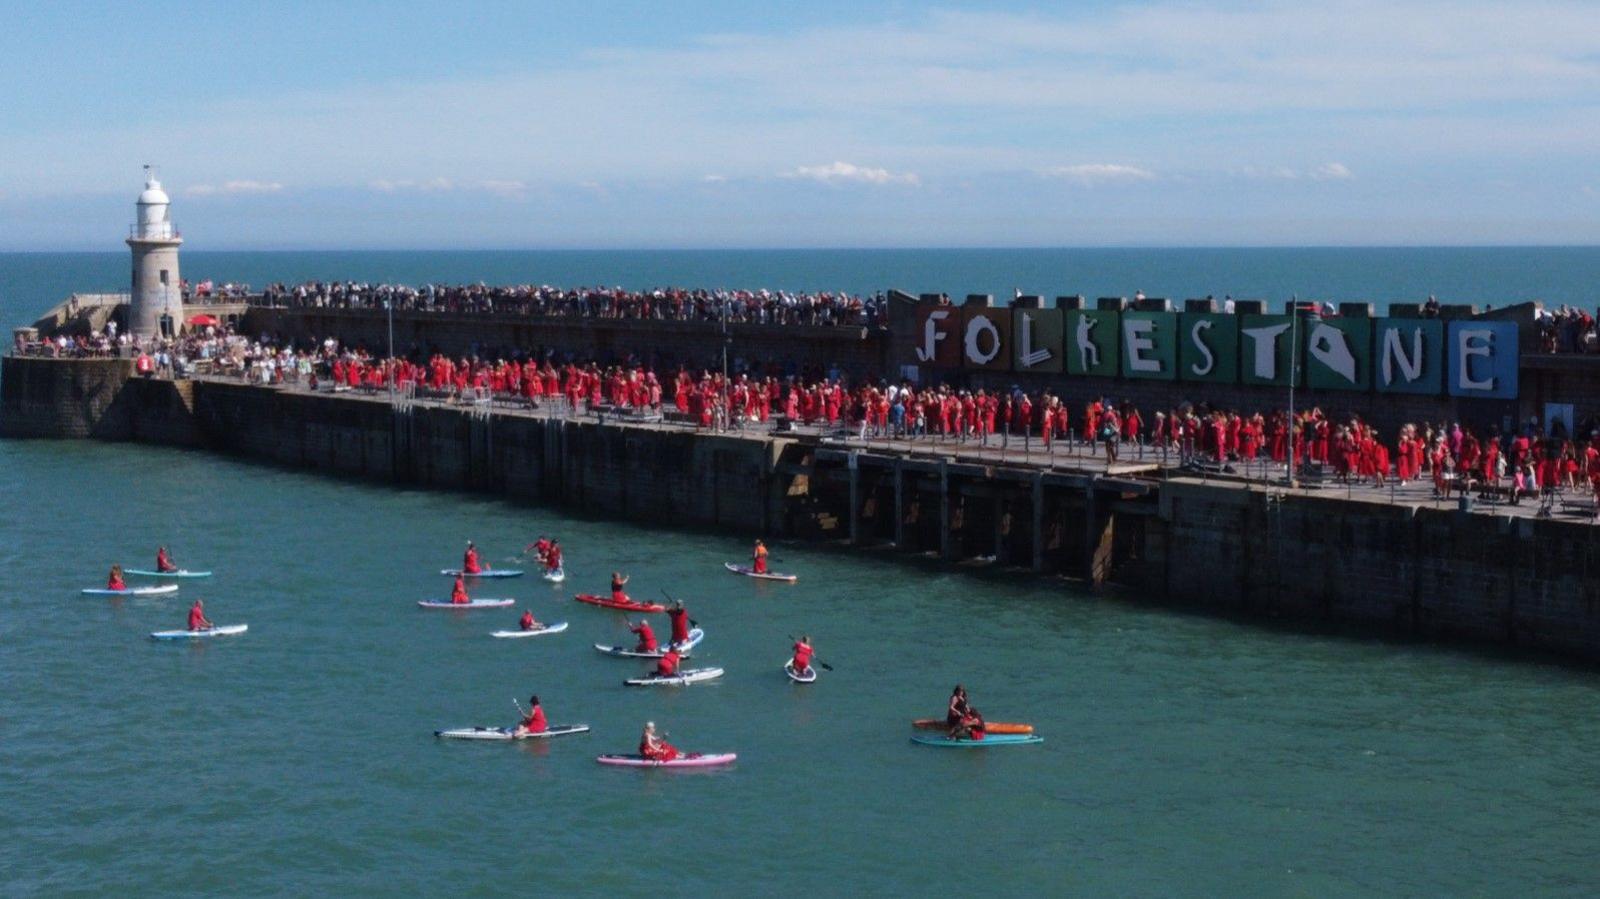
[{"left": 0, "top": 0, "right": 1597, "bottom": 250}]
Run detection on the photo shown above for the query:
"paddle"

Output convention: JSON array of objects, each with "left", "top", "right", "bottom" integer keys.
[{"left": 786, "top": 635, "right": 833, "bottom": 672}]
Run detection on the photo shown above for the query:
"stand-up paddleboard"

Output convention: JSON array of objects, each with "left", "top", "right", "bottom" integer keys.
[
  {"left": 440, "top": 568, "right": 524, "bottom": 579},
  {"left": 594, "top": 628, "right": 704, "bottom": 658},
  {"left": 150, "top": 624, "right": 248, "bottom": 640},
  {"left": 624, "top": 667, "right": 724, "bottom": 687},
  {"left": 417, "top": 599, "right": 515, "bottom": 610},
  {"left": 723, "top": 562, "right": 797, "bottom": 583},
  {"left": 910, "top": 732, "right": 1043, "bottom": 748},
  {"left": 490, "top": 622, "right": 569, "bottom": 638},
  {"left": 596, "top": 752, "right": 736, "bottom": 768},
  {"left": 124, "top": 569, "right": 212, "bottom": 579},
  {"left": 541, "top": 568, "right": 566, "bottom": 583},
  {"left": 784, "top": 660, "right": 817, "bottom": 683},
  {"left": 82, "top": 585, "right": 179, "bottom": 596},
  {"left": 912, "top": 719, "right": 1033, "bottom": 735},
  {"left": 435, "top": 724, "right": 589, "bottom": 740},
  {"left": 574, "top": 593, "right": 666, "bottom": 613}
]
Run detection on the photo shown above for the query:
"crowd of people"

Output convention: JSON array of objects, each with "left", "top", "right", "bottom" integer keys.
[
  {"left": 250, "top": 280, "right": 887, "bottom": 327},
  {"left": 1536, "top": 305, "right": 1598, "bottom": 353}
]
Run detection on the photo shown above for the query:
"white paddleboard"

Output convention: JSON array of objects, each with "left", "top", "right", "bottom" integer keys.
[
  {"left": 82, "top": 585, "right": 179, "bottom": 596},
  {"left": 490, "top": 622, "right": 569, "bottom": 638},
  {"left": 417, "top": 599, "right": 516, "bottom": 609},
  {"left": 440, "top": 568, "right": 524, "bottom": 578},
  {"left": 723, "top": 562, "right": 797, "bottom": 583},
  {"left": 784, "top": 659, "right": 817, "bottom": 683},
  {"left": 541, "top": 569, "right": 566, "bottom": 583},
  {"left": 124, "top": 569, "right": 212, "bottom": 579},
  {"left": 150, "top": 624, "right": 248, "bottom": 640},
  {"left": 594, "top": 628, "right": 704, "bottom": 658},
  {"left": 435, "top": 724, "right": 590, "bottom": 741},
  {"left": 624, "top": 667, "right": 724, "bottom": 687}
]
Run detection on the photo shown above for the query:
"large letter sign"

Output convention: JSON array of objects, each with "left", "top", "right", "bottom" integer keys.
[
  {"left": 1011, "top": 308, "right": 1063, "bottom": 373},
  {"left": 961, "top": 307, "right": 1012, "bottom": 371},
  {"left": 1447, "top": 320, "right": 1518, "bottom": 398},
  {"left": 1178, "top": 312, "right": 1238, "bottom": 384},
  {"left": 1375, "top": 319, "right": 1442, "bottom": 394},
  {"left": 1119, "top": 311, "right": 1177, "bottom": 380},
  {"left": 915, "top": 305, "right": 961, "bottom": 367},
  {"left": 1239, "top": 314, "right": 1296, "bottom": 387},
  {"left": 1303, "top": 317, "right": 1371, "bottom": 391},
  {"left": 1065, "top": 310, "right": 1120, "bottom": 377}
]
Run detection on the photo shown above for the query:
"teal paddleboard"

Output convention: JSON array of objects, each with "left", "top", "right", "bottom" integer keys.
[{"left": 911, "top": 733, "right": 1043, "bottom": 748}]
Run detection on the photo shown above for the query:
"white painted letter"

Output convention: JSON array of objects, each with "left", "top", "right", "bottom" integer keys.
[
  {"left": 964, "top": 315, "right": 1001, "bottom": 365},
  {"left": 1075, "top": 315, "right": 1100, "bottom": 369},
  {"left": 1307, "top": 322, "right": 1357, "bottom": 384},
  {"left": 1241, "top": 322, "right": 1292, "bottom": 379},
  {"left": 1381, "top": 327, "right": 1423, "bottom": 386},
  {"left": 1189, "top": 319, "right": 1215, "bottom": 376},
  {"left": 916, "top": 309, "right": 950, "bottom": 362},
  {"left": 1457, "top": 327, "right": 1495, "bottom": 391},
  {"left": 1017, "top": 312, "right": 1050, "bottom": 368},
  {"left": 1123, "top": 318, "right": 1160, "bottom": 373}
]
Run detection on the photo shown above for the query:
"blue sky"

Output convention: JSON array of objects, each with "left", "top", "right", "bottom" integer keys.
[{"left": 1, "top": 1, "right": 1597, "bottom": 249}]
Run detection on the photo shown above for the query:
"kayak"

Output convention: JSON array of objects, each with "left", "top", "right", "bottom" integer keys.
[
  {"left": 124, "top": 569, "right": 212, "bottom": 579},
  {"left": 82, "top": 585, "right": 179, "bottom": 596},
  {"left": 417, "top": 599, "right": 516, "bottom": 610},
  {"left": 784, "top": 660, "right": 817, "bottom": 683},
  {"left": 594, "top": 628, "right": 704, "bottom": 658},
  {"left": 624, "top": 667, "right": 725, "bottom": 687},
  {"left": 912, "top": 719, "right": 1034, "bottom": 735},
  {"left": 574, "top": 593, "right": 666, "bottom": 613},
  {"left": 723, "top": 562, "right": 797, "bottom": 583},
  {"left": 541, "top": 569, "right": 566, "bottom": 583},
  {"left": 490, "top": 622, "right": 569, "bottom": 639},
  {"left": 596, "top": 752, "right": 736, "bottom": 768},
  {"left": 150, "top": 624, "right": 249, "bottom": 640},
  {"left": 910, "top": 733, "right": 1044, "bottom": 748},
  {"left": 435, "top": 724, "right": 590, "bottom": 741},
  {"left": 440, "top": 569, "right": 524, "bottom": 579}
]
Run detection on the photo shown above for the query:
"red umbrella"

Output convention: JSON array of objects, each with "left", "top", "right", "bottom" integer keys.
[{"left": 188, "top": 314, "right": 219, "bottom": 326}]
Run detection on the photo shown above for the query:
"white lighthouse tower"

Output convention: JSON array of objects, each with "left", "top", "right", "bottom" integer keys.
[{"left": 125, "top": 166, "right": 183, "bottom": 338}]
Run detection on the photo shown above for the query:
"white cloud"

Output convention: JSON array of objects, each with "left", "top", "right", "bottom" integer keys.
[
  {"left": 185, "top": 180, "right": 283, "bottom": 197},
  {"left": 1041, "top": 164, "right": 1156, "bottom": 186},
  {"left": 369, "top": 178, "right": 526, "bottom": 197},
  {"left": 1311, "top": 162, "right": 1354, "bottom": 181},
  {"left": 701, "top": 174, "right": 728, "bottom": 183},
  {"left": 781, "top": 161, "right": 919, "bottom": 186}
]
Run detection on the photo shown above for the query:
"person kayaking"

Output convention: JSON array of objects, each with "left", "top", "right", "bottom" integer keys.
[
  {"left": 155, "top": 546, "right": 178, "bottom": 573},
  {"left": 545, "top": 540, "right": 563, "bottom": 574},
  {"left": 628, "top": 617, "right": 658, "bottom": 653},
  {"left": 666, "top": 600, "right": 691, "bottom": 647},
  {"left": 751, "top": 539, "right": 769, "bottom": 574},
  {"left": 518, "top": 609, "right": 541, "bottom": 631},
  {"left": 463, "top": 541, "right": 483, "bottom": 575},
  {"left": 791, "top": 635, "right": 815, "bottom": 675},
  {"left": 107, "top": 565, "right": 126, "bottom": 591},
  {"left": 610, "top": 572, "right": 631, "bottom": 604},
  {"left": 450, "top": 575, "right": 470, "bottom": 605},
  {"left": 640, "top": 721, "right": 678, "bottom": 761},
  {"left": 513, "top": 694, "right": 548, "bottom": 737},
  {"left": 946, "top": 684, "right": 985, "bottom": 739},
  {"left": 654, "top": 646, "right": 682, "bottom": 679},
  {"left": 187, "top": 599, "right": 214, "bottom": 632}
]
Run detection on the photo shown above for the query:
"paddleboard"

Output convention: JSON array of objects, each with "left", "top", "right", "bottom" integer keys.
[
  {"left": 124, "top": 569, "right": 213, "bottom": 579},
  {"left": 490, "top": 622, "right": 570, "bottom": 638},
  {"left": 541, "top": 568, "right": 566, "bottom": 583},
  {"left": 723, "top": 562, "right": 797, "bottom": 583},
  {"left": 594, "top": 628, "right": 704, "bottom": 658},
  {"left": 440, "top": 569, "right": 524, "bottom": 579},
  {"left": 150, "top": 624, "right": 248, "bottom": 640},
  {"left": 784, "top": 660, "right": 817, "bottom": 683},
  {"left": 574, "top": 593, "right": 666, "bottom": 613},
  {"left": 624, "top": 667, "right": 724, "bottom": 686},
  {"left": 82, "top": 585, "right": 179, "bottom": 596},
  {"left": 912, "top": 718, "right": 1034, "bottom": 735},
  {"left": 910, "top": 733, "right": 1043, "bottom": 748},
  {"left": 417, "top": 599, "right": 516, "bottom": 609},
  {"left": 435, "top": 724, "right": 590, "bottom": 740},
  {"left": 596, "top": 752, "right": 736, "bottom": 768}
]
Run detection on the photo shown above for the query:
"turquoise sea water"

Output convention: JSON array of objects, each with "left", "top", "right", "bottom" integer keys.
[{"left": 4, "top": 250, "right": 1600, "bottom": 895}]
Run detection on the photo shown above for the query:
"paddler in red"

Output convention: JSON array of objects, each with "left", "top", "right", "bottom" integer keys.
[
  {"left": 187, "top": 599, "right": 214, "bottom": 632},
  {"left": 640, "top": 721, "right": 678, "bottom": 761},
  {"left": 450, "top": 576, "right": 470, "bottom": 605},
  {"left": 610, "top": 572, "right": 630, "bottom": 604},
  {"left": 751, "top": 539, "right": 769, "bottom": 574},
  {"left": 462, "top": 541, "right": 483, "bottom": 575},
  {"left": 654, "top": 647, "right": 682, "bottom": 678},
  {"left": 519, "top": 609, "right": 539, "bottom": 631},
  {"left": 156, "top": 546, "right": 177, "bottom": 573},
  {"left": 666, "top": 601, "right": 691, "bottom": 647},
  {"left": 791, "top": 636, "right": 815, "bottom": 674},
  {"left": 513, "top": 694, "right": 548, "bottom": 737},
  {"left": 629, "top": 618, "right": 658, "bottom": 653},
  {"left": 525, "top": 536, "right": 552, "bottom": 566},
  {"left": 107, "top": 565, "right": 126, "bottom": 591},
  {"left": 545, "top": 540, "right": 563, "bottom": 574}
]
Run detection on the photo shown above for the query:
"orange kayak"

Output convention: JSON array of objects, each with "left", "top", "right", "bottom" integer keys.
[{"left": 912, "top": 718, "right": 1034, "bottom": 735}]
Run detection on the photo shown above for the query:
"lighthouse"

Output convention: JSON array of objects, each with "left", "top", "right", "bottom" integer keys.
[{"left": 125, "top": 166, "right": 183, "bottom": 338}]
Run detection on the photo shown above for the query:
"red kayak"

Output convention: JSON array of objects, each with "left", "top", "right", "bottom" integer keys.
[{"left": 573, "top": 593, "right": 667, "bottom": 613}]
